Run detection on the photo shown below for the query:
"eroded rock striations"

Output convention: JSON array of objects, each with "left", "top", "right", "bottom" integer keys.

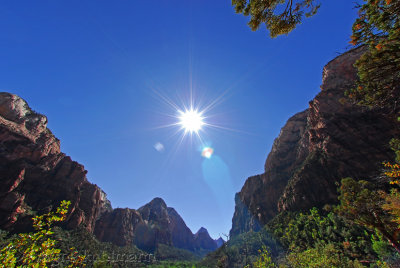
[
  {"left": 230, "top": 47, "right": 400, "bottom": 237},
  {"left": 0, "top": 92, "right": 217, "bottom": 253}
]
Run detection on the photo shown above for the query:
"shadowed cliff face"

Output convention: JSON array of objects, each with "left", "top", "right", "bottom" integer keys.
[
  {"left": 230, "top": 47, "right": 400, "bottom": 237},
  {"left": 0, "top": 93, "right": 217, "bottom": 253},
  {"left": 194, "top": 227, "right": 218, "bottom": 252}
]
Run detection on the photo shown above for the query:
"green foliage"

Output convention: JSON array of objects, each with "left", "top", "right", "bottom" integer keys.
[
  {"left": 0, "top": 200, "right": 86, "bottom": 267},
  {"left": 336, "top": 178, "right": 385, "bottom": 230},
  {"left": 147, "top": 260, "right": 200, "bottom": 268},
  {"left": 231, "top": 0, "right": 320, "bottom": 37},
  {"left": 93, "top": 252, "right": 112, "bottom": 268},
  {"left": 286, "top": 243, "right": 364, "bottom": 268},
  {"left": 268, "top": 208, "right": 376, "bottom": 260},
  {"left": 371, "top": 232, "right": 394, "bottom": 260},
  {"left": 0, "top": 230, "right": 9, "bottom": 247},
  {"left": 337, "top": 178, "right": 400, "bottom": 255},
  {"left": 200, "top": 228, "right": 282, "bottom": 268},
  {"left": 390, "top": 138, "right": 400, "bottom": 163},
  {"left": 246, "top": 246, "right": 276, "bottom": 268},
  {"left": 155, "top": 244, "right": 200, "bottom": 262},
  {"left": 347, "top": 0, "right": 400, "bottom": 113},
  {"left": 51, "top": 226, "right": 150, "bottom": 267}
]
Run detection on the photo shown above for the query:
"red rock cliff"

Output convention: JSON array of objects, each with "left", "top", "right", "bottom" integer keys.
[
  {"left": 0, "top": 92, "right": 112, "bottom": 233},
  {"left": 230, "top": 47, "right": 400, "bottom": 237}
]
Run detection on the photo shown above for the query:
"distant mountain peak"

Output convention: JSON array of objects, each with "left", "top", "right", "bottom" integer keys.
[
  {"left": 196, "top": 227, "right": 209, "bottom": 235},
  {"left": 194, "top": 227, "right": 217, "bottom": 251},
  {"left": 215, "top": 237, "right": 225, "bottom": 248},
  {"left": 148, "top": 197, "right": 167, "bottom": 207}
]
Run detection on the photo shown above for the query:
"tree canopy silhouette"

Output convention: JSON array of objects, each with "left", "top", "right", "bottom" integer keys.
[{"left": 231, "top": 0, "right": 320, "bottom": 37}]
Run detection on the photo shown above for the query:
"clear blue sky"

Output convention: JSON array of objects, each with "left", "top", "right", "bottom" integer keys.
[{"left": 0, "top": 0, "right": 358, "bottom": 239}]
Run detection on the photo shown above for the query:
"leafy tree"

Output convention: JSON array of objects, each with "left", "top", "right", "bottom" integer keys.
[
  {"left": 336, "top": 178, "right": 400, "bottom": 254},
  {"left": 245, "top": 245, "right": 276, "bottom": 268},
  {"left": 381, "top": 161, "right": 400, "bottom": 232},
  {"left": 231, "top": 0, "right": 320, "bottom": 37},
  {"left": 390, "top": 137, "right": 400, "bottom": 163},
  {"left": 371, "top": 232, "right": 395, "bottom": 261},
  {"left": 0, "top": 200, "right": 86, "bottom": 267},
  {"left": 286, "top": 243, "right": 364, "bottom": 268},
  {"left": 199, "top": 228, "right": 282, "bottom": 268},
  {"left": 347, "top": 0, "right": 400, "bottom": 113},
  {"left": 267, "top": 208, "right": 376, "bottom": 260},
  {"left": 93, "top": 252, "right": 112, "bottom": 268}
]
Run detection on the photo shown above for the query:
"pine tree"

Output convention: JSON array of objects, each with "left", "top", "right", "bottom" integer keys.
[
  {"left": 231, "top": 0, "right": 320, "bottom": 37},
  {"left": 347, "top": 0, "right": 400, "bottom": 113}
]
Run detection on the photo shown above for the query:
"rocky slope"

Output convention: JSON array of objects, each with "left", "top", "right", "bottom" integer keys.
[
  {"left": 0, "top": 92, "right": 217, "bottom": 253},
  {"left": 230, "top": 47, "right": 400, "bottom": 237}
]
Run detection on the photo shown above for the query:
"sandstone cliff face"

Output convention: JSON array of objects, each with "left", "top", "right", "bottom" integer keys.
[
  {"left": 230, "top": 47, "right": 400, "bottom": 237},
  {"left": 0, "top": 93, "right": 111, "bottom": 233},
  {"left": 0, "top": 93, "right": 217, "bottom": 253}
]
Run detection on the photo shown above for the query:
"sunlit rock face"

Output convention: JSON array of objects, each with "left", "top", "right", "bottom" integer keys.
[
  {"left": 230, "top": 47, "right": 400, "bottom": 237},
  {"left": 0, "top": 92, "right": 112, "bottom": 233}
]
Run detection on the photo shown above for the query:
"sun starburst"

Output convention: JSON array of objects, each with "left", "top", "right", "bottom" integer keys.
[
  {"left": 150, "top": 85, "right": 239, "bottom": 151},
  {"left": 178, "top": 109, "right": 204, "bottom": 134}
]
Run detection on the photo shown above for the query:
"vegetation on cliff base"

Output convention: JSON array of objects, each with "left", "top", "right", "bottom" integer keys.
[
  {"left": 0, "top": 200, "right": 86, "bottom": 267},
  {"left": 336, "top": 177, "right": 400, "bottom": 254},
  {"left": 201, "top": 207, "right": 390, "bottom": 267}
]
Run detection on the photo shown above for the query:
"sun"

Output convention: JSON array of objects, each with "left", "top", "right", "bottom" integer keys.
[
  {"left": 178, "top": 109, "right": 204, "bottom": 134},
  {"left": 150, "top": 87, "right": 233, "bottom": 145}
]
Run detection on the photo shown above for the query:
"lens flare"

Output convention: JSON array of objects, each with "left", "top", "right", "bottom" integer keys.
[
  {"left": 154, "top": 142, "right": 165, "bottom": 152},
  {"left": 202, "top": 147, "right": 214, "bottom": 158}
]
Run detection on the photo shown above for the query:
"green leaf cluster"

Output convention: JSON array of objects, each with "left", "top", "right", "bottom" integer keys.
[{"left": 0, "top": 200, "right": 86, "bottom": 268}]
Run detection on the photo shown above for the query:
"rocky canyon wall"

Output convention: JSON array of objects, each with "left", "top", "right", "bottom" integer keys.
[{"left": 230, "top": 47, "right": 400, "bottom": 237}]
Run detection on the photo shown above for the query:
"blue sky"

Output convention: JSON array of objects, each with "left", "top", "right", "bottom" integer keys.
[{"left": 0, "top": 1, "right": 358, "bottom": 239}]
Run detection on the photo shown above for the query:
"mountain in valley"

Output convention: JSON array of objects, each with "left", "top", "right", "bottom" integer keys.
[
  {"left": 194, "top": 227, "right": 218, "bottom": 252},
  {"left": 0, "top": 92, "right": 217, "bottom": 254},
  {"left": 230, "top": 46, "right": 400, "bottom": 237},
  {"left": 95, "top": 197, "right": 218, "bottom": 253}
]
